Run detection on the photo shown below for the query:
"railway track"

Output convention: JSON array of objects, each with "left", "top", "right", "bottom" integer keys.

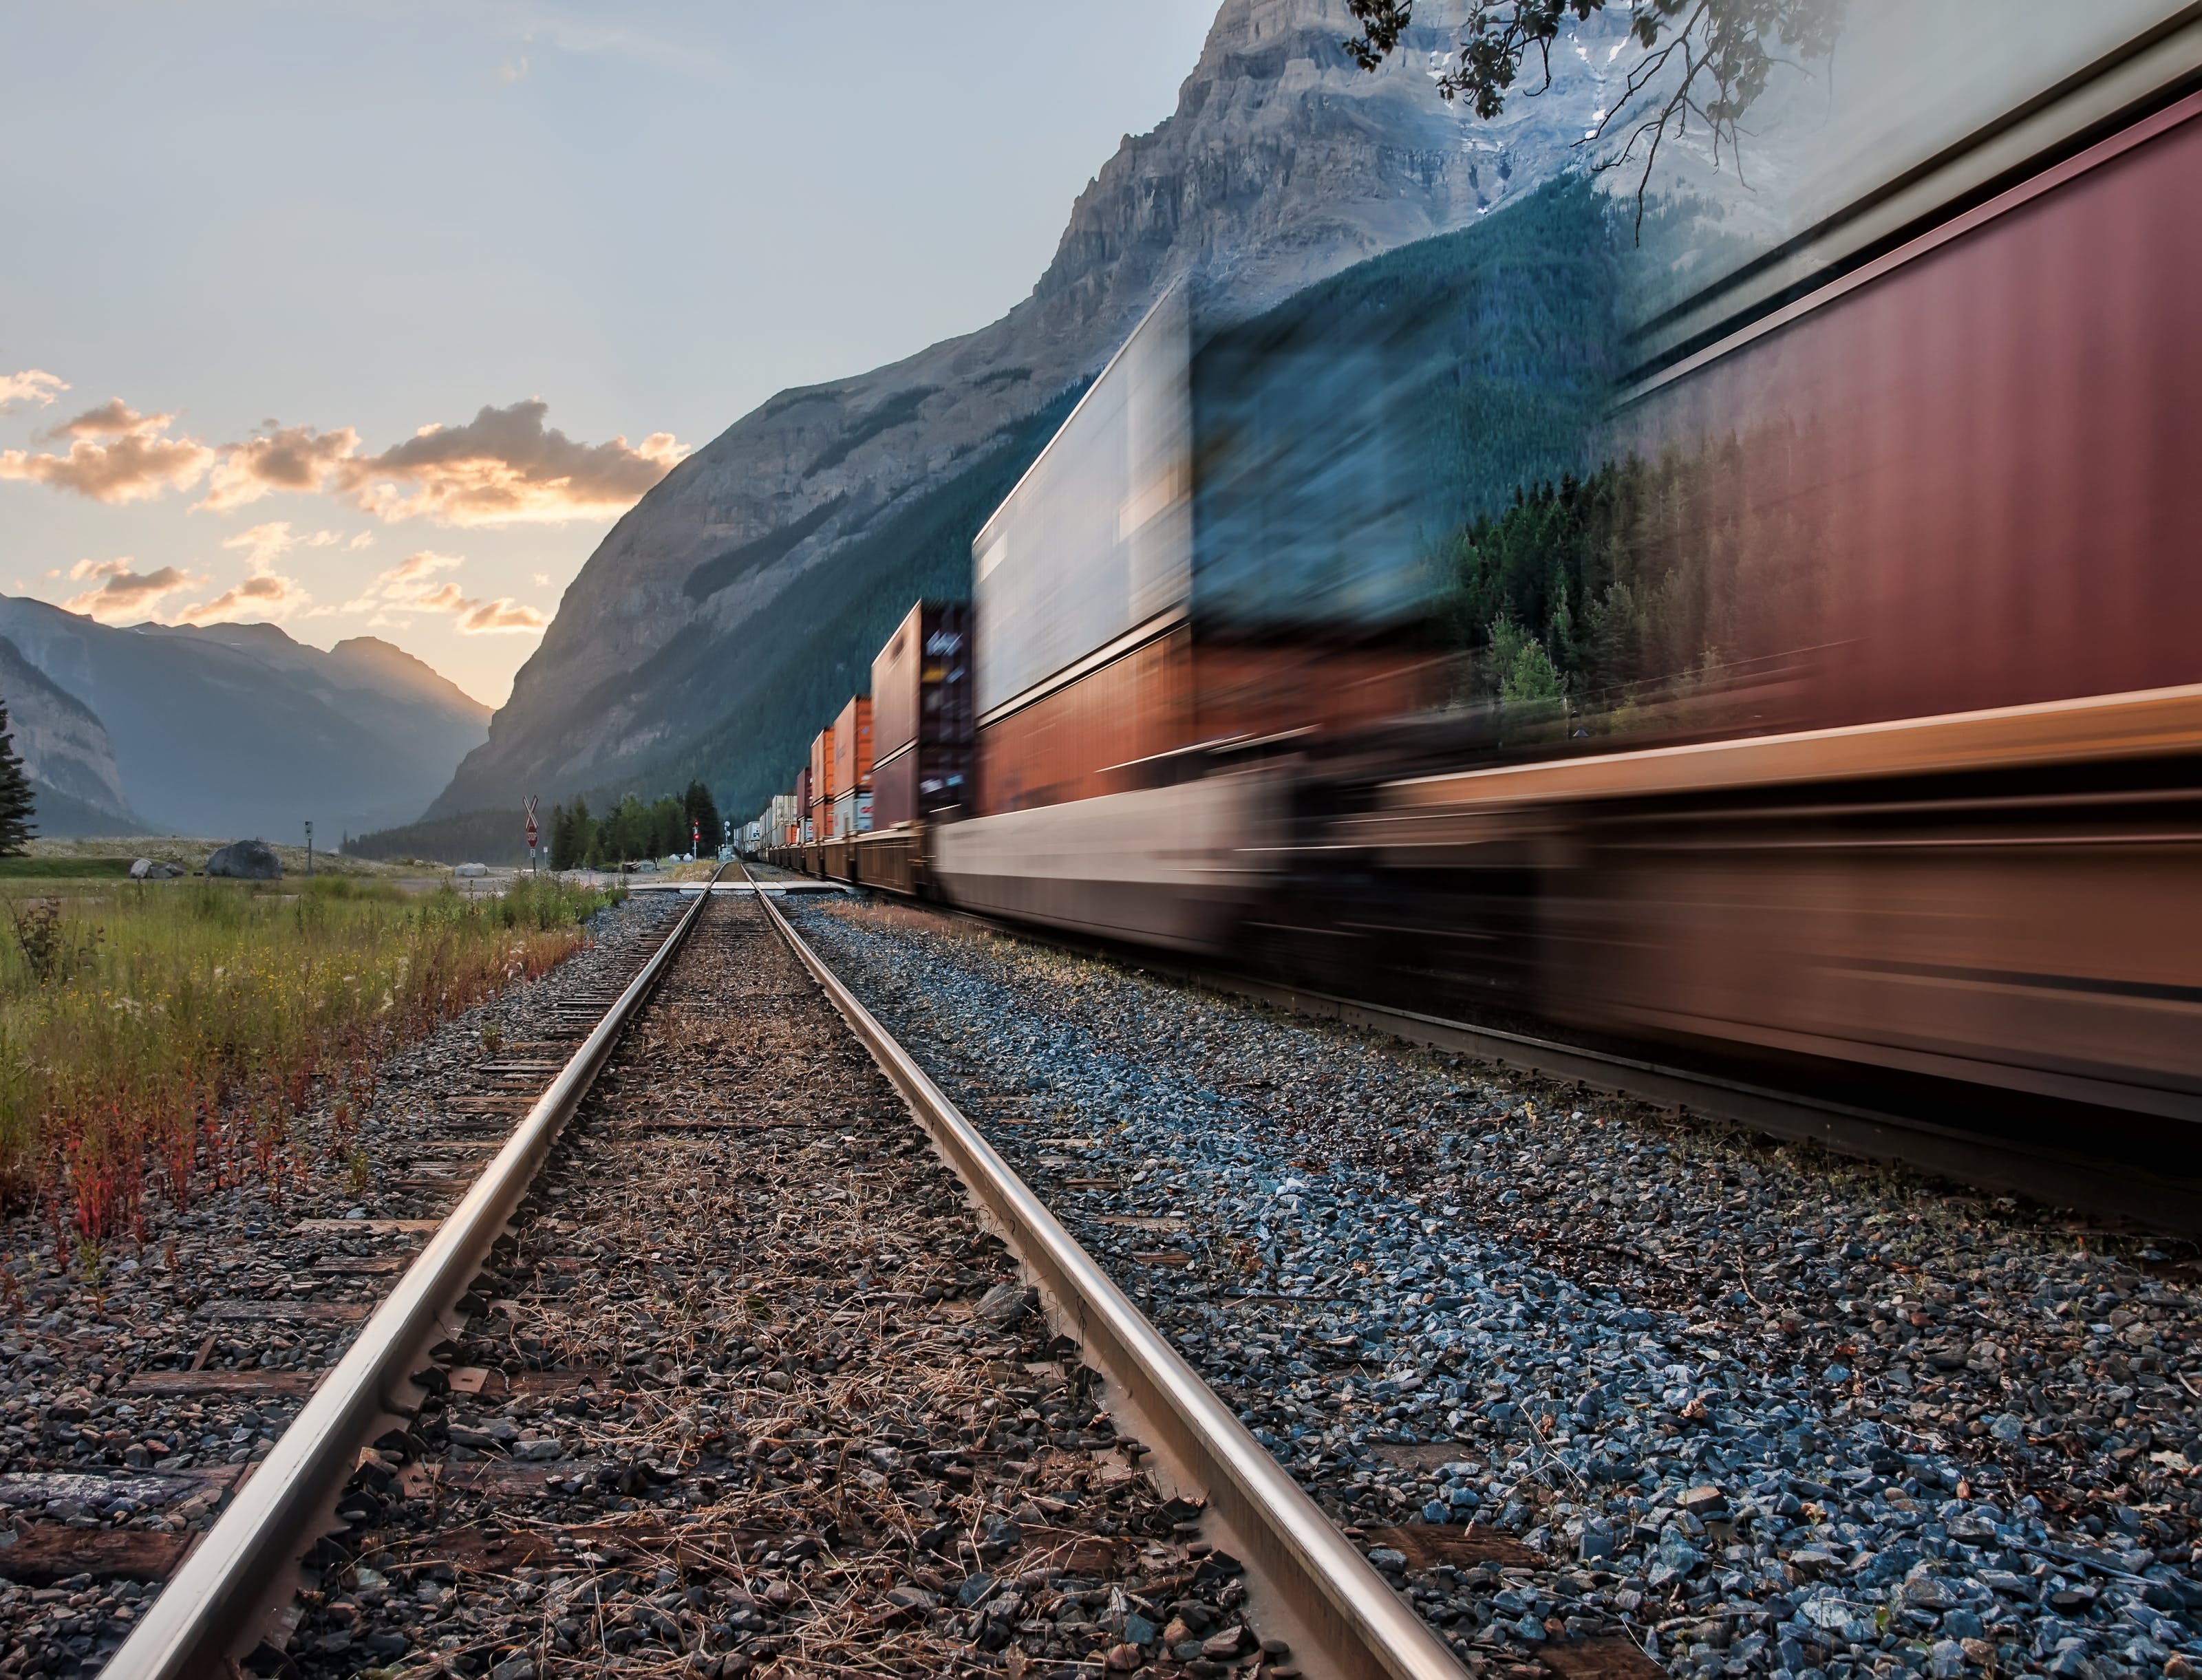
[
  {"left": 100, "top": 869, "right": 1481, "bottom": 1680},
  {"left": 776, "top": 890, "right": 2202, "bottom": 1680}
]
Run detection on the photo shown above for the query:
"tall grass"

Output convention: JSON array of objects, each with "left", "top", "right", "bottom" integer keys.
[{"left": 0, "top": 874, "right": 619, "bottom": 1253}]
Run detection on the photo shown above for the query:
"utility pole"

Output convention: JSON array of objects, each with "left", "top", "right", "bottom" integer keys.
[{"left": 304, "top": 820, "right": 313, "bottom": 878}]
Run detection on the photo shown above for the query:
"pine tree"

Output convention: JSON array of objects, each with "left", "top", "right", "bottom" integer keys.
[
  {"left": 683, "top": 779, "right": 721, "bottom": 854},
  {"left": 552, "top": 798, "right": 592, "bottom": 872},
  {"left": 0, "top": 702, "right": 36, "bottom": 856}
]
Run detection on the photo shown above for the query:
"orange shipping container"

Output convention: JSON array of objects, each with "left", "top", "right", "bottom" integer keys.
[
  {"left": 809, "top": 726, "right": 837, "bottom": 817},
  {"left": 833, "top": 696, "right": 874, "bottom": 794}
]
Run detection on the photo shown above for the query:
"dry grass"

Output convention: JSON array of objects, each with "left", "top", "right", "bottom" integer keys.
[{"left": 0, "top": 874, "right": 619, "bottom": 1251}]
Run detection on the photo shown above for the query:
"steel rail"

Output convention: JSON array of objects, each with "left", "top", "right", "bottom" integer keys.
[
  {"left": 744, "top": 862, "right": 1466, "bottom": 1680},
  {"left": 107, "top": 867, "right": 731, "bottom": 1680}
]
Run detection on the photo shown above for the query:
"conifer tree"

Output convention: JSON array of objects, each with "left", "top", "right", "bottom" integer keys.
[
  {"left": 683, "top": 780, "right": 720, "bottom": 854},
  {"left": 0, "top": 702, "right": 36, "bottom": 856}
]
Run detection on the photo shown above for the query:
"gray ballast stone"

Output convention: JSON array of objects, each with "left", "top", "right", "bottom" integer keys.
[{"left": 790, "top": 896, "right": 2202, "bottom": 1680}]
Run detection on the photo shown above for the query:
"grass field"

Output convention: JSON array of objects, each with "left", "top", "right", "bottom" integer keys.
[
  {"left": 23, "top": 837, "right": 418, "bottom": 879},
  {"left": 0, "top": 872, "right": 621, "bottom": 1252},
  {"left": 0, "top": 857, "right": 140, "bottom": 879}
]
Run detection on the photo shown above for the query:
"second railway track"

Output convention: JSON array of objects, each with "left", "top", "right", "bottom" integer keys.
[{"left": 105, "top": 877, "right": 1474, "bottom": 1680}]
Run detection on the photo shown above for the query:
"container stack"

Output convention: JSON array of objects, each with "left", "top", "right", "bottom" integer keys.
[
  {"left": 970, "top": 287, "right": 1440, "bottom": 816},
  {"left": 831, "top": 696, "right": 875, "bottom": 837},
  {"left": 764, "top": 791, "right": 799, "bottom": 848},
  {"left": 871, "top": 601, "right": 974, "bottom": 828},
  {"left": 806, "top": 728, "right": 836, "bottom": 846}
]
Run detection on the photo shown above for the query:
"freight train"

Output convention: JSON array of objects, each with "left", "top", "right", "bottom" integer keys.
[{"left": 756, "top": 6, "right": 2202, "bottom": 1187}]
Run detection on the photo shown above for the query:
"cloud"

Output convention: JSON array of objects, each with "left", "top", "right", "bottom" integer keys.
[
  {"left": 340, "top": 549, "right": 547, "bottom": 635},
  {"left": 62, "top": 558, "right": 204, "bottom": 623},
  {"left": 454, "top": 596, "right": 548, "bottom": 634},
  {"left": 43, "top": 398, "right": 154, "bottom": 440},
  {"left": 531, "top": 572, "right": 551, "bottom": 586},
  {"left": 337, "top": 400, "right": 685, "bottom": 526},
  {"left": 171, "top": 550, "right": 311, "bottom": 626},
  {"left": 496, "top": 55, "right": 529, "bottom": 83},
  {"left": 2, "top": 389, "right": 681, "bottom": 527},
  {"left": 197, "top": 422, "right": 361, "bottom": 513},
  {"left": 378, "top": 550, "right": 464, "bottom": 592},
  {"left": 0, "top": 401, "right": 215, "bottom": 504},
  {"left": 0, "top": 371, "right": 68, "bottom": 413},
  {"left": 219, "top": 521, "right": 346, "bottom": 567},
  {"left": 347, "top": 531, "right": 374, "bottom": 550}
]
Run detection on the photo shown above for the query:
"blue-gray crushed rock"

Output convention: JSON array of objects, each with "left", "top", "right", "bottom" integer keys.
[{"left": 793, "top": 896, "right": 2202, "bottom": 1680}]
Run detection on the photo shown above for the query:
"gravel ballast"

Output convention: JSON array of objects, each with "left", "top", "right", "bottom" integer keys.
[{"left": 791, "top": 894, "right": 2202, "bottom": 1680}]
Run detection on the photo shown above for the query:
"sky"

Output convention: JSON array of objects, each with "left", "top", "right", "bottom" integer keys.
[{"left": 0, "top": 2, "right": 1217, "bottom": 707}]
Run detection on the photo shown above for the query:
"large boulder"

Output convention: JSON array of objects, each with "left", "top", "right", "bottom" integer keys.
[
  {"left": 128, "top": 858, "right": 181, "bottom": 880},
  {"left": 204, "top": 839, "right": 281, "bottom": 880}
]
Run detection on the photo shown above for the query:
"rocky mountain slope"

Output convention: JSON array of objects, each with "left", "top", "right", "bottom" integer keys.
[
  {"left": 0, "top": 635, "right": 142, "bottom": 837},
  {"left": 0, "top": 597, "right": 490, "bottom": 840},
  {"left": 431, "top": 0, "right": 1631, "bottom": 826}
]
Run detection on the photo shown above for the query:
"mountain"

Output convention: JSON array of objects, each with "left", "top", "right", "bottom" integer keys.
[
  {"left": 0, "top": 596, "right": 490, "bottom": 840},
  {"left": 0, "top": 634, "right": 144, "bottom": 837},
  {"left": 429, "top": 0, "right": 1629, "bottom": 829}
]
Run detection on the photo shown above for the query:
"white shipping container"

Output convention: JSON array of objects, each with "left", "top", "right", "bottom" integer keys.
[
  {"left": 831, "top": 789, "right": 873, "bottom": 838},
  {"left": 974, "top": 287, "right": 1190, "bottom": 720}
]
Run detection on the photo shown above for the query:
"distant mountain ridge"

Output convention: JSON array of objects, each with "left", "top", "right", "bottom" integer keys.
[
  {"left": 424, "top": 0, "right": 1632, "bottom": 831},
  {"left": 0, "top": 596, "right": 490, "bottom": 840}
]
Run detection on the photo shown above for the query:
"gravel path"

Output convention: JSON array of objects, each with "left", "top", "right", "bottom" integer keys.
[
  {"left": 296, "top": 892, "right": 1276, "bottom": 1680},
  {"left": 791, "top": 895, "right": 2202, "bottom": 1680},
  {"left": 0, "top": 893, "right": 685, "bottom": 1679}
]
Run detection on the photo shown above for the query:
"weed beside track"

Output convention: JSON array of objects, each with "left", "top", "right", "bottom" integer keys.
[{"left": 0, "top": 876, "right": 620, "bottom": 1247}]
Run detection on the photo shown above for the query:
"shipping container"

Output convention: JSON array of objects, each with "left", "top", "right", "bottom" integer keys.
[
  {"left": 833, "top": 696, "right": 875, "bottom": 797},
  {"left": 970, "top": 284, "right": 1440, "bottom": 812},
  {"left": 873, "top": 600, "right": 976, "bottom": 827},
  {"left": 974, "top": 290, "right": 1190, "bottom": 723},
  {"left": 976, "top": 629, "right": 1440, "bottom": 815},
  {"left": 807, "top": 726, "right": 837, "bottom": 827},
  {"left": 873, "top": 744, "right": 972, "bottom": 830},
  {"left": 874, "top": 601, "right": 974, "bottom": 758},
  {"left": 831, "top": 788, "right": 873, "bottom": 837}
]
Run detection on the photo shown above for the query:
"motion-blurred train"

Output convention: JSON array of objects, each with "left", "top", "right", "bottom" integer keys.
[{"left": 758, "top": 5, "right": 2202, "bottom": 1197}]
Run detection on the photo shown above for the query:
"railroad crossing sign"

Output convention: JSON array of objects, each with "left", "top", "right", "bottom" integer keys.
[{"left": 523, "top": 794, "right": 539, "bottom": 850}]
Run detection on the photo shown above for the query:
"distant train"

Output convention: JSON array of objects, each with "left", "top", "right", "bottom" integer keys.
[{"left": 757, "top": 10, "right": 2202, "bottom": 1183}]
